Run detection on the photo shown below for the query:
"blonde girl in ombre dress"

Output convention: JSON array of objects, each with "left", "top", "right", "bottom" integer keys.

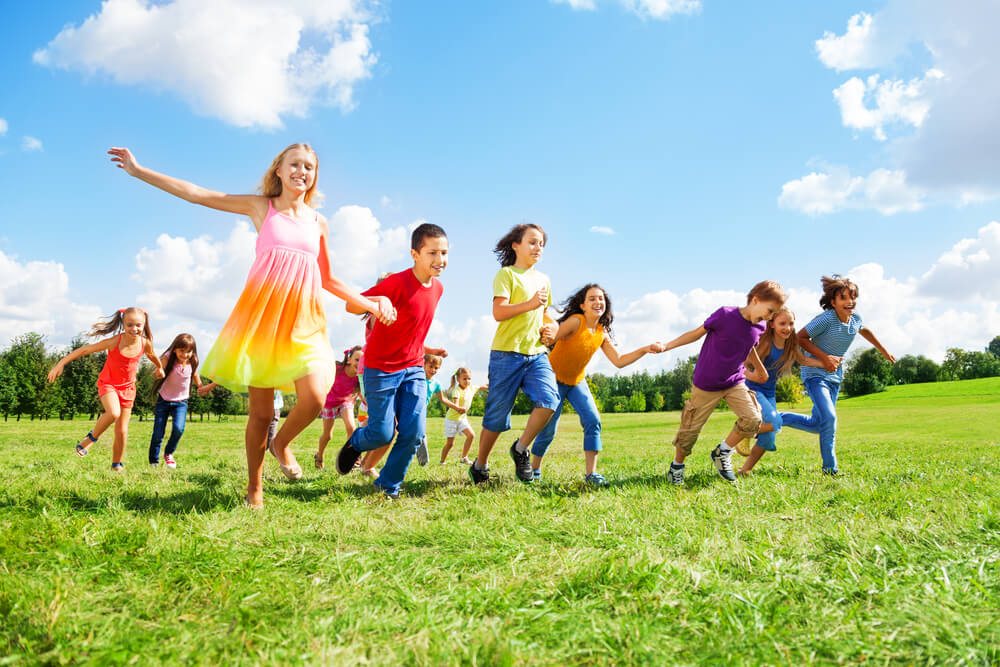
[{"left": 108, "top": 144, "right": 396, "bottom": 507}]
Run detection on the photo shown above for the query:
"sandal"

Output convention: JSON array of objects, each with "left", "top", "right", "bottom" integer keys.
[
  {"left": 279, "top": 461, "right": 303, "bottom": 481},
  {"left": 75, "top": 444, "right": 89, "bottom": 457},
  {"left": 314, "top": 453, "right": 324, "bottom": 470}
]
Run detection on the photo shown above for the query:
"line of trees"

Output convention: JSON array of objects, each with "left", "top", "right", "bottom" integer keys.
[{"left": 4, "top": 332, "right": 998, "bottom": 420}]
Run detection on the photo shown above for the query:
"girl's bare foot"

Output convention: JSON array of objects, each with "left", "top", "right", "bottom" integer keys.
[
  {"left": 245, "top": 489, "right": 264, "bottom": 508},
  {"left": 361, "top": 467, "right": 378, "bottom": 478}
]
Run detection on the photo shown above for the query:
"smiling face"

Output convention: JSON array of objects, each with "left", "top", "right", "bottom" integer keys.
[
  {"left": 423, "top": 358, "right": 442, "bottom": 379},
  {"left": 174, "top": 346, "right": 193, "bottom": 365},
  {"left": 512, "top": 228, "right": 545, "bottom": 268},
  {"left": 747, "top": 297, "right": 781, "bottom": 324},
  {"left": 275, "top": 147, "right": 317, "bottom": 197},
  {"left": 122, "top": 311, "right": 146, "bottom": 338},
  {"left": 411, "top": 235, "right": 449, "bottom": 283},
  {"left": 457, "top": 370, "right": 471, "bottom": 389},
  {"left": 583, "top": 286, "right": 607, "bottom": 319},
  {"left": 831, "top": 288, "right": 857, "bottom": 322},
  {"left": 770, "top": 310, "right": 795, "bottom": 344},
  {"left": 345, "top": 349, "right": 362, "bottom": 375}
]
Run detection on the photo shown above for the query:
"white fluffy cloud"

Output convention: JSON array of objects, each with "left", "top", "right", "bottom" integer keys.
[
  {"left": 0, "top": 118, "right": 7, "bottom": 136},
  {"left": 0, "top": 251, "right": 102, "bottom": 346},
  {"left": 919, "top": 221, "right": 1000, "bottom": 301},
  {"left": 788, "top": 2, "right": 1000, "bottom": 211},
  {"left": 21, "top": 136, "right": 42, "bottom": 152},
  {"left": 590, "top": 226, "right": 615, "bottom": 235},
  {"left": 553, "top": 0, "right": 699, "bottom": 19},
  {"left": 778, "top": 166, "right": 924, "bottom": 216},
  {"left": 33, "top": 0, "right": 378, "bottom": 128}
]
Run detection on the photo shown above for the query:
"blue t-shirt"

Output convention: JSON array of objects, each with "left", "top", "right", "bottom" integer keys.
[
  {"left": 746, "top": 344, "right": 784, "bottom": 398},
  {"left": 800, "top": 309, "right": 863, "bottom": 384},
  {"left": 425, "top": 378, "right": 442, "bottom": 407}
]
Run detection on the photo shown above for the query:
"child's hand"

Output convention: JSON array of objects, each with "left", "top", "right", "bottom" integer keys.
[
  {"left": 426, "top": 346, "right": 447, "bottom": 358},
  {"left": 370, "top": 296, "right": 396, "bottom": 325},
  {"left": 822, "top": 355, "right": 842, "bottom": 372},
  {"left": 884, "top": 352, "right": 896, "bottom": 363},
  {"left": 648, "top": 342, "right": 667, "bottom": 353},
  {"left": 539, "top": 322, "right": 557, "bottom": 345},
  {"left": 456, "top": 407, "right": 468, "bottom": 415},
  {"left": 154, "top": 367, "right": 165, "bottom": 379},
  {"left": 46, "top": 364, "right": 63, "bottom": 383},
  {"left": 108, "top": 147, "right": 141, "bottom": 176},
  {"left": 530, "top": 287, "right": 548, "bottom": 309},
  {"left": 197, "top": 385, "right": 213, "bottom": 397}
]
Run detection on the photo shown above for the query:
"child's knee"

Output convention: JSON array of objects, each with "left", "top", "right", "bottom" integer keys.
[{"left": 736, "top": 415, "right": 761, "bottom": 436}]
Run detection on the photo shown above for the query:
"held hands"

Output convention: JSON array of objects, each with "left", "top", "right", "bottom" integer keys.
[
  {"left": 154, "top": 367, "right": 165, "bottom": 380},
  {"left": 370, "top": 296, "right": 397, "bottom": 326},
  {"left": 648, "top": 342, "right": 667, "bottom": 354},
  {"left": 539, "top": 322, "right": 557, "bottom": 345},
  {"left": 197, "top": 385, "right": 213, "bottom": 397},
  {"left": 108, "top": 147, "right": 141, "bottom": 177}
]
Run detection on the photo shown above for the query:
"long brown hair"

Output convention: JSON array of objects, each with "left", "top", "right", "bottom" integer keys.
[
  {"left": 819, "top": 274, "right": 859, "bottom": 310},
  {"left": 556, "top": 283, "right": 614, "bottom": 340},
  {"left": 754, "top": 307, "right": 799, "bottom": 377},
  {"left": 152, "top": 333, "right": 198, "bottom": 398},
  {"left": 90, "top": 307, "right": 152, "bottom": 342},
  {"left": 494, "top": 223, "right": 546, "bottom": 267},
  {"left": 259, "top": 143, "right": 322, "bottom": 207}
]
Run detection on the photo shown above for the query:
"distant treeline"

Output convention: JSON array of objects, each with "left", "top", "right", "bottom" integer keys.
[{"left": 3, "top": 332, "right": 999, "bottom": 421}]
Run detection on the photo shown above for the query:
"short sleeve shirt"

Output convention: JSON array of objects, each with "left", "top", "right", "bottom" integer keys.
[
  {"left": 445, "top": 384, "right": 477, "bottom": 421},
  {"left": 692, "top": 306, "right": 766, "bottom": 392},
  {"left": 800, "top": 310, "right": 863, "bottom": 385},
  {"left": 362, "top": 269, "right": 443, "bottom": 373},
  {"left": 490, "top": 266, "right": 552, "bottom": 355},
  {"left": 425, "top": 378, "right": 442, "bottom": 407}
]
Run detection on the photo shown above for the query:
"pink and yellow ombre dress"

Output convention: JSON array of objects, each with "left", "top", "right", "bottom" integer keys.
[{"left": 200, "top": 201, "right": 334, "bottom": 392}]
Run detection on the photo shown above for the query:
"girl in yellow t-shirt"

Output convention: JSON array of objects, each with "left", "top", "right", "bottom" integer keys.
[
  {"left": 440, "top": 367, "right": 489, "bottom": 464},
  {"left": 533, "top": 284, "right": 665, "bottom": 486}
]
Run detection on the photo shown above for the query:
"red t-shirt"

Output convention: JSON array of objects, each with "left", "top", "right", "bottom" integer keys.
[{"left": 361, "top": 269, "right": 443, "bottom": 373}]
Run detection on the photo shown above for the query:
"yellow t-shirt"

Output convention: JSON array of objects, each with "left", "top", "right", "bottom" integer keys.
[
  {"left": 490, "top": 266, "right": 552, "bottom": 355},
  {"left": 445, "top": 384, "right": 477, "bottom": 421}
]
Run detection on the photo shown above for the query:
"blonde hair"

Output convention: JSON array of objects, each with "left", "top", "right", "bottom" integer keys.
[
  {"left": 447, "top": 366, "right": 471, "bottom": 396},
  {"left": 90, "top": 307, "right": 152, "bottom": 343},
  {"left": 259, "top": 143, "right": 323, "bottom": 207},
  {"left": 754, "top": 306, "right": 800, "bottom": 377}
]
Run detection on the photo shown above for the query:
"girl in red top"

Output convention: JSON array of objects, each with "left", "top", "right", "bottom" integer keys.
[{"left": 48, "top": 308, "right": 165, "bottom": 470}]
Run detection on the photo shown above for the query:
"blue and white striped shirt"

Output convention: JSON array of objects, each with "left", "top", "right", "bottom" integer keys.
[{"left": 800, "top": 309, "right": 864, "bottom": 384}]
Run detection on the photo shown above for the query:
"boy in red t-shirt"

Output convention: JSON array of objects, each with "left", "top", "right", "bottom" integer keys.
[{"left": 335, "top": 223, "right": 448, "bottom": 498}]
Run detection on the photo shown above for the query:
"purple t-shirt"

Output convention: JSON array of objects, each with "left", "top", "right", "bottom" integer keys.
[{"left": 692, "top": 306, "right": 766, "bottom": 392}]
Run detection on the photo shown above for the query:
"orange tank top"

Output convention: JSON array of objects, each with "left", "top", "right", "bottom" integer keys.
[{"left": 548, "top": 314, "right": 604, "bottom": 386}]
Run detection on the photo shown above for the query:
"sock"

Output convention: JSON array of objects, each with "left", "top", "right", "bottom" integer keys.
[
  {"left": 473, "top": 460, "right": 485, "bottom": 470},
  {"left": 514, "top": 439, "right": 528, "bottom": 454},
  {"left": 719, "top": 442, "right": 733, "bottom": 453},
  {"left": 671, "top": 460, "right": 684, "bottom": 468}
]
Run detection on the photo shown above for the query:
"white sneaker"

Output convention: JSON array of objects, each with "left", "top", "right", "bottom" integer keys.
[
  {"left": 710, "top": 444, "right": 736, "bottom": 482},
  {"left": 164, "top": 454, "right": 177, "bottom": 469},
  {"left": 668, "top": 463, "right": 685, "bottom": 485}
]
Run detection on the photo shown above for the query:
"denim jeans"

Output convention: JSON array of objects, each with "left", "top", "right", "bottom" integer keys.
[
  {"left": 149, "top": 398, "right": 187, "bottom": 463},
  {"left": 348, "top": 365, "right": 426, "bottom": 494},
  {"left": 780, "top": 377, "right": 840, "bottom": 472},
  {"left": 752, "top": 390, "right": 782, "bottom": 452},
  {"left": 531, "top": 380, "right": 602, "bottom": 457},
  {"left": 481, "top": 351, "right": 560, "bottom": 433}
]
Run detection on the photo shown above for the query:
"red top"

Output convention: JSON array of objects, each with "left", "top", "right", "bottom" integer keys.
[
  {"left": 97, "top": 335, "right": 144, "bottom": 401},
  {"left": 361, "top": 269, "right": 443, "bottom": 373}
]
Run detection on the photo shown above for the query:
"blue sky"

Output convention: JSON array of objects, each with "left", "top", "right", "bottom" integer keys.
[{"left": 2, "top": 0, "right": 998, "bottom": 382}]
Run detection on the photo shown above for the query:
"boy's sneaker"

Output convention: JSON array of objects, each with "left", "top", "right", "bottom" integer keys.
[
  {"left": 468, "top": 463, "right": 490, "bottom": 485},
  {"left": 584, "top": 472, "right": 608, "bottom": 487},
  {"left": 710, "top": 444, "right": 736, "bottom": 482},
  {"left": 415, "top": 441, "right": 429, "bottom": 466},
  {"left": 384, "top": 489, "right": 401, "bottom": 500},
  {"left": 336, "top": 441, "right": 362, "bottom": 475},
  {"left": 509, "top": 441, "right": 533, "bottom": 483},
  {"left": 111, "top": 462, "right": 125, "bottom": 472},
  {"left": 668, "top": 462, "right": 685, "bottom": 486},
  {"left": 164, "top": 454, "right": 177, "bottom": 469}
]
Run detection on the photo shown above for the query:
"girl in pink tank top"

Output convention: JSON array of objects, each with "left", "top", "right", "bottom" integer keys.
[
  {"left": 314, "top": 346, "right": 363, "bottom": 469},
  {"left": 48, "top": 308, "right": 165, "bottom": 471},
  {"left": 108, "top": 144, "right": 397, "bottom": 508}
]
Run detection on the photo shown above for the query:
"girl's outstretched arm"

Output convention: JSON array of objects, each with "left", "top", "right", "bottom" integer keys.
[
  {"left": 197, "top": 382, "right": 218, "bottom": 397},
  {"left": 436, "top": 391, "right": 463, "bottom": 413},
  {"left": 552, "top": 315, "right": 582, "bottom": 343},
  {"left": 859, "top": 328, "right": 896, "bottom": 363},
  {"left": 317, "top": 224, "right": 396, "bottom": 325},
  {"left": 108, "top": 148, "right": 268, "bottom": 226},
  {"left": 663, "top": 326, "right": 707, "bottom": 352},
  {"left": 46, "top": 337, "right": 116, "bottom": 382},
  {"left": 601, "top": 337, "right": 660, "bottom": 369},
  {"left": 145, "top": 340, "right": 166, "bottom": 379},
  {"left": 797, "top": 329, "right": 839, "bottom": 372}
]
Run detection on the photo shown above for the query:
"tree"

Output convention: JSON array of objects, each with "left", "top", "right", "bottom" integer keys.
[
  {"left": 210, "top": 385, "right": 240, "bottom": 421},
  {"left": 132, "top": 363, "right": 156, "bottom": 421},
  {"left": 627, "top": 391, "right": 646, "bottom": 413},
  {"left": 0, "top": 355, "right": 17, "bottom": 420},
  {"left": 914, "top": 357, "right": 940, "bottom": 383},
  {"left": 989, "top": 335, "right": 1000, "bottom": 358},
  {"left": 4, "top": 333, "right": 49, "bottom": 420},
  {"left": 57, "top": 336, "right": 105, "bottom": 419},
  {"left": 647, "top": 391, "right": 664, "bottom": 412},
  {"left": 940, "top": 348, "right": 1000, "bottom": 381},
  {"left": 891, "top": 355, "right": 940, "bottom": 385},
  {"left": 775, "top": 375, "right": 803, "bottom": 405},
  {"left": 842, "top": 348, "right": 892, "bottom": 397}
]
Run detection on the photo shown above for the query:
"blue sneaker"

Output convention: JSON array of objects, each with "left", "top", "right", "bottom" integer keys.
[
  {"left": 532, "top": 468, "right": 542, "bottom": 481},
  {"left": 584, "top": 472, "right": 608, "bottom": 487}
]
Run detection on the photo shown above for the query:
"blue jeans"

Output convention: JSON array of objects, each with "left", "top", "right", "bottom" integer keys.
[
  {"left": 348, "top": 366, "right": 426, "bottom": 494},
  {"left": 780, "top": 377, "right": 840, "bottom": 472},
  {"left": 481, "top": 351, "right": 560, "bottom": 433},
  {"left": 149, "top": 398, "right": 187, "bottom": 463},
  {"left": 531, "top": 380, "right": 602, "bottom": 457},
  {"left": 752, "top": 390, "right": 781, "bottom": 452}
]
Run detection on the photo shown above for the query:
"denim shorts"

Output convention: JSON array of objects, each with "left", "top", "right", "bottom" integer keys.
[{"left": 481, "top": 351, "right": 560, "bottom": 433}]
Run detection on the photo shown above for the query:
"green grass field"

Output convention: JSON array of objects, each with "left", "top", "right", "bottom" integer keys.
[{"left": 2, "top": 378, "right": 999, "bottom": 664}]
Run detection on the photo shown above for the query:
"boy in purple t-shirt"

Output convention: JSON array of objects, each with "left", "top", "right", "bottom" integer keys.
[{"left": 661, "top": 281, "right": 786, "bottom": 484}]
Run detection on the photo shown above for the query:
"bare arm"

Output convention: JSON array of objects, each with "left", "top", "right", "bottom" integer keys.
[
  {"left": 601, "top": 337, "right": 659, "bottom": 369},
  {"left": 436, "top": 391, "right": 463, "bottom": 413},
  {"left": 662, "top": 326, "right": 707, "bottom": 352},
  {"left": 145, "top": 340, "right": 165, "bottom": 379},
  {"left": 743, "top": 347, "right": 768, "bottom": 384},
  {"left": 317, "top": 224, "right": 395, "bottom": 325},
  {"left": 108, "top": 147, "right": 267, "bottom": 226},
  {"left": 552, "top": 315, "right": 581, "bottom": 343},
  {"left": 797, "top": 328, "right": 841, "bottom": 372},
  {"left": 493, "top": 286, "right": 548, "bottom": 322},
  {"left": 860, "top": 327, "right": 896, "bottom": 363},
  {"left": 198, "top": 381, "right": 218, "bottom": 397},
  {"left": 424, "top": 345, "right": 448, "bottom": 358},
  {"left": 47, "top": 338, "right": 116, "bottom": 382}
]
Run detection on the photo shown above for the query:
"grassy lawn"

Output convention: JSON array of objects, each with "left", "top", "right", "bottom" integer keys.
[{"left": 1, "top": 378, "right": 998, "bottom": 664}]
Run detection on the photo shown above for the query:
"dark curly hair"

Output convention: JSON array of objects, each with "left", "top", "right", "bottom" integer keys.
[
  {"left": 556, "top": 283, "right": 614, "bottom": 340},
  {"left": 493, "top": 223, "right": 546, "bottom": 267}
]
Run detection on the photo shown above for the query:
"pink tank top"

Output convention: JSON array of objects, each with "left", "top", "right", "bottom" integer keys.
[
  {"left": 158, "top": 352, "right": 193, "bottom": 401},
  {"left": 324, "top": 365, "right": 360, "bottom": 409},
  {"left": 256, "top": 201, "right": 320, "bottom": 258}
]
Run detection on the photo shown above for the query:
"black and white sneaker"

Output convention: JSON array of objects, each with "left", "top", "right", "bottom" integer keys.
[
  {"left": 335, "top": 441, "right": 362, "bottom": 475},
  {"left": 509, "top": 441, "right": 533, "bottom": 483},
  {"left": 668, "top": 462, "right": 685, "bottom": 486},
  {"left": 468, "top": 463, "right": 490, "bottom": 485},
  {"left": 710, "top": 444, "right": 736, "bottom": 482}
]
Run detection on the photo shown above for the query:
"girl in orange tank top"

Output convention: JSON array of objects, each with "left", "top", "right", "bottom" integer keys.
[
  {"left": 532, "top": 284, "right": 665, "bottom": 486},
  {"left": 48, "top": 308, "right": 165, "bottom": 471}
]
